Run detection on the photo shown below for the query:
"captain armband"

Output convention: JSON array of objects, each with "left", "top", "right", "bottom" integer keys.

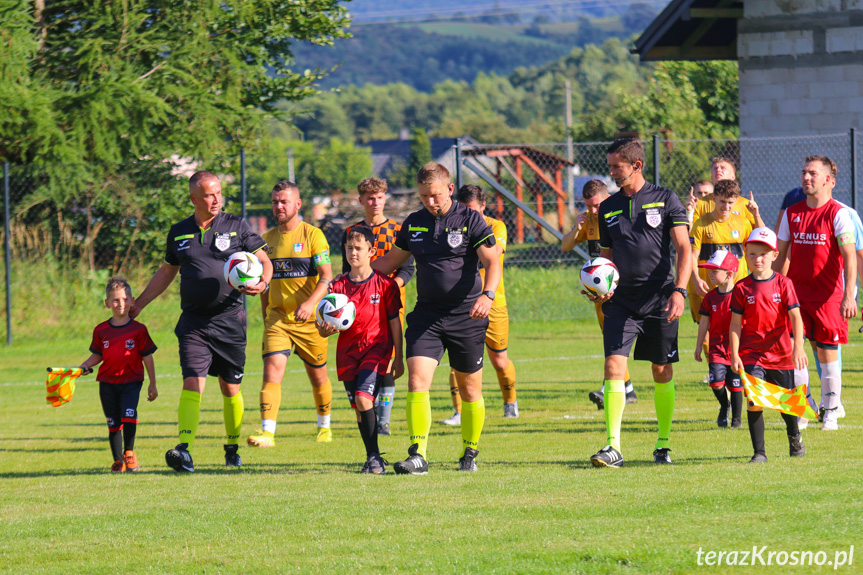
[{"left": 837, "top": 232, "right": 855, "bottom": 246}]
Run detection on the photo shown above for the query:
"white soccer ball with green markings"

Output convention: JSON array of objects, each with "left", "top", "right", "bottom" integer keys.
[
  {"left": 224, "top": 251, "right": 263, "bottom": 290},
  {"left": 316, "top": 293, "right": 356, "bottom": 331},
  {"left": 580, "top": 257, "right": 619, "bottom": 297}
]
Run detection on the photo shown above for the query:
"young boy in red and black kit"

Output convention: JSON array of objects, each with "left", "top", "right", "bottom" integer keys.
[
  {"left": 79, "top": 278, "right": 158, "bottom": 472},
  {"left": 694, "top": 249, "right": 743, "bottom": 429},
  {"left": 730, "top": 228, "right": 807, "bottom": 463},
  {"left": 319, "top": 226, "right": 404, "bottom": 474}
]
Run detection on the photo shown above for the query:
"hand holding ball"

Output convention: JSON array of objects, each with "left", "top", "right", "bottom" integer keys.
[
  {"left": 579, "top": 257, "right": 619, "bottom": 298},
  {"left": 316, "top": 293, "right": 356, "bottom": 332},
  {"left": 224, "top": 252, "right": 263, "bottom": 290}
]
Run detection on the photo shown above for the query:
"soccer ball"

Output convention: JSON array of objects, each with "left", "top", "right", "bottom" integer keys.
[
  {"left": 224, "top": 252, "right": 263, "bottom": 290},
  {"left": 580, "top": 257, "right": 619, "bottom": 297},
  {"left": 316, "top": 293, "right": 357, "bottom": 331}
]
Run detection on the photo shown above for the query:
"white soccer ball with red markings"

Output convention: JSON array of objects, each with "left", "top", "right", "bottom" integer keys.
[
  {"left": 224, "top": 252, "right": 263, "bottom": 290},
  {"left": 316, "top": 293, "right": 357, "bottom": 331},
  {"left": 580, "top": 257, "right": 619, "bottom": 297}
]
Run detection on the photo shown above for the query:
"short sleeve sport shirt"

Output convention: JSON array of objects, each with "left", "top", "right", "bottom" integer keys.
[
  {"left": 598, "top": 182, "right": 688, "bottom": 288},
  {"left": 165, "top": 212, "right": 267, "bottom": 317},
  {"left": 395, "top": 201, "right": 495, "bottom": 313}
]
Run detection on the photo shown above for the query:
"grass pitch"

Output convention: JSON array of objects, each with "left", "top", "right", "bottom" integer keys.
[{"left": 1, "top": 314, "right": 862, "bottom": 574}]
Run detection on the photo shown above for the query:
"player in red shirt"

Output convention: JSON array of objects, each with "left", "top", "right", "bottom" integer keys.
[
  {"left": 79, "top": 278, "right": 158, "bottom": 472},
  {"left": 319, "top": 226, "right": 404, "bottom": 474},
  {"left": 730, "top": 228, "right": 807, "bottom": 463},
  {"left": 694, "top": 249, "right": 743, "bottom": 429},
  {"left": 775, "top": 155, "right": 857, "bottom": 431}
]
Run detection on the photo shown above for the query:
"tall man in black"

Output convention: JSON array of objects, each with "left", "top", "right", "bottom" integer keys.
[
  {"left": 588, "top": 139, "right": 691, "bottom": 468},
  {"left": 131, "top": 171, "right": 272, "bottom": 471},
  {"left": 371, "top": 162, "right": 501, "bottom": 473}
]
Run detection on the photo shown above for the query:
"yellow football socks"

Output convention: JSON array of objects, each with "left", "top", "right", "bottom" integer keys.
[
  {"left": 406, "top": 391, "right": 431, "bottom": 457},
  {"left": 312, "top": 379, "right": 333, "bottom": 420},
  {"left": 448, "top": 369, "right": 461, "bottom": 413},
  {"left": 497, "top": 361, "right": 517, "bottom": 404},
  {"left": 259, "top": 381, "right": 281, "bottom": 435},
  {"left": 655, "top": 380, "right": 675, "bottom": 450},
  {"left": 178, "top": 389, "right": 201, "bottom": 449},
  {"left": 223, "top": 392, "right": 243, "bottom": 446},
  {"left": 604, "top": 379, "right": 625, "bottom": 451},
  {"left": 461, "top": 396, "right": 485, "bottom": 451}
]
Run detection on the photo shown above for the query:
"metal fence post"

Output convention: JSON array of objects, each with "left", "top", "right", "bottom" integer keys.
[
  {"left": 455, "top": 137, "right": 462, "bottom": 189},
  {"left": 852, "top": 128, "right": 858, "bottom": 211},
  {"left": 652, "top": 134, "right": 660, "bottom": 186},
  {"left": 4, "top": 162, "right": 11, "bottom": 345}
]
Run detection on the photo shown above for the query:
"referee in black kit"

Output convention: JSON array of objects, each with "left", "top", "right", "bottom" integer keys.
[
  {"left": 587, "top": 138, "right": 691, "bottom": 468},
  {"left": 131, "top": 170, "right": 272, "bottom": 472},
  {"left": 371, "top": 162, "right": 501, "bottom": 474}
]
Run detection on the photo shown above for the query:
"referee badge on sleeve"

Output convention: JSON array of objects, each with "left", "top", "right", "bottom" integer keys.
[
  {"left": 215, "top": 233, "right": 231, "bottom": 251},
  {"left": 646, "top": 208, "right": 662, "bottom": 228}
]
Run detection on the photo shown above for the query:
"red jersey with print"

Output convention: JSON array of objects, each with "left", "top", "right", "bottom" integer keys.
[
  {"left": 331, "top": 271, "right": 401, "bottom": 379},
  {"left": 89, "top": 319, "right": 157, "bottom": 384},
  {"left": 730, "top": 273, "right": 799, "bottom": 370},
  {"left": 778, "top": 199, "right": 855, "bottom": 304},
  {"left": 698, "top": 287, "right": 733, "bottom": 365}
]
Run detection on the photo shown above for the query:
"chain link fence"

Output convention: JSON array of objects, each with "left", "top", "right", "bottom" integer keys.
[{"left": 2, "top": 131, "right": 861, "bottom": 341}]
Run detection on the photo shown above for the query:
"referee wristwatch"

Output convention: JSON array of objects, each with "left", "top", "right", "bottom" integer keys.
[
  {"left": 481, "top": 290, "right": 496, "bottom": 301},
  {"left": 672, "top": 287, "right": 687, "bottom": 299}
]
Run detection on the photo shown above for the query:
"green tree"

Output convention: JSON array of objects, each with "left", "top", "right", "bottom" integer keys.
[
  {"left": 303, "top": 138, "right": 373, "bottom": 194},
  {"left": 408, "top": 128, "right": 433, "bottom": 175},
  {"left": 0, "top": 1, "right": 350, "bottom": 272}
]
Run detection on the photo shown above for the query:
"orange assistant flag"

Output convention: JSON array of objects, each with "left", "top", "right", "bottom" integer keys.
[
  {"left": 45, "top": 367, "right": 85, "bottom": 407},
  {"left": 740, "top": 371, "right": 819, "bottom": 420}
]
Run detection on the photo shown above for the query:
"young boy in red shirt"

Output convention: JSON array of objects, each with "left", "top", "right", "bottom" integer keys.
[
  {"left": 79, "top": 278, "right": 158, "bottom": 472},
  {"left": 730, "top": 228, "right": 807, "bottom": 463},
  {"left": 694, "top": 249, "right": 743, "bottom": 429},
  {"left": 319, "top": 227, "right": 404, "bottom": 474}
]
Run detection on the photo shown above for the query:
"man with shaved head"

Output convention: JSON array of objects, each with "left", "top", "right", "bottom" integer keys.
[{"left": 132, "top": 170, "right": 272, "bottom": 472}]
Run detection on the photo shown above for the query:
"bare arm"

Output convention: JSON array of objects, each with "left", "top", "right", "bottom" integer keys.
[
  {"left": 143, "top": 354, "right": 158, "bottom": 401},
  {"left": 371, "top": 247, "right": 411, "bottom": 276},
  {"left": 388, "top": 316, "right": 404, "bottom": 379},
  {"left": 839, "top": 242, "right": 857, "bottom": 319},
  {"left": 260, "top": 290, "right": 269, "bottom": 323},
  {"left": 130, "top": 263, "right": 179, "bottom": 318},
  {"left": 79, "top": 353, "right": 102, "bottom": 374},
  {"left": 788, "top": 307, "right": 808, "bottom": 370},
  {"left": 690, "top": 246, "right": 709, "bottom": 297},
  {"left": 561, "top": 212, "right": 587, "bottom": 252},
  {"left": 729, "top": 312, "right": 743, "bottom": 374},
  {"left": 695, "top": 316, "right": 709, "bottom": 362},
  {"left": 773, "top": 239, "right": 791, "bottom": 275},
  {"left": 295, "top": 264, "right": 333, "bottom": 323},
  {"left": 666, "top": 225, "right": 692, "bottom": 322},
  {"left": 471, "top": 243, "right": 501, "bottom": 319}
]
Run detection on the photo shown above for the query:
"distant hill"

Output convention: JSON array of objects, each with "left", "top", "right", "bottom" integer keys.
[{"left": 290, "top": 17, "right": 639, "bottom": 92}]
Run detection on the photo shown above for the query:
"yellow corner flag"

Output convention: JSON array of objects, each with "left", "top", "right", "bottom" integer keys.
[
  {"left": 740, "top": 371, "right": 819, "bottom": 420},
  {"left": 45, "top": 367, "right": 84, "bottom": 407}
]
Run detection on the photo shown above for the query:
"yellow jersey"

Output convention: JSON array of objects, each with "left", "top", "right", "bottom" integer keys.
[
  {"left": 479, "top": 215, "right": 507, "bottom": 308},
  {"left": 693, "top": 193, "right": 756, "bottom": 228},
  {"left": 573, "top": 212, "right": 601, "bottom": 258},
  {"left": 264, "top": 222, "right": 330, "bottom": 323},
  {"left": 690, "top": 212, "right": 751, "bottom": 284}
]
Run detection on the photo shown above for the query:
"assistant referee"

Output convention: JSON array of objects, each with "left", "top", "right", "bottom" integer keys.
[
  {"left": 588, "top": 139, "right": 691, "bottom": 468},
  {"left": 371, "top": 162, "right": 501, "bottom": 474},
  {"left": 131, "top": 171, "right": 272, "bottom": 472}
]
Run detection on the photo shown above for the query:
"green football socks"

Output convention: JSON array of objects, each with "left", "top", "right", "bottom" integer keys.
[
  {"left": 406, "top": 391, "right": 431, "bottom": 458},
  {"left": 654, "top": 380, "right": 675, "bottom": 450},
  {"left": 223, "top": 392, "right": 244, "bottom": 446},
  {"left": 178, "top": 389, "right": 201, "bottom": 449},
  {"left": 461, "top": 396, "right": 485, "bottom": 451},
  {"left": 604, "top": 379, "right": 626, "bottom": 451}
]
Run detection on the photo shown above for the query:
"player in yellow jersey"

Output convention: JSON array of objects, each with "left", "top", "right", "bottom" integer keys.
[
  {"left": 692, "top": 156, "right": 764, "bottom": 229},
  {"left": 340, "top": 177, "right": 415, "bottom": 435},
  {"left": 562, "top": 180, "right": 637, "bottom": 408},
  {"left": 442, "top": 184, "right": 519, "bottom": 425},
  {"left": 247, "top": 181, "right": 335, "bottom": 447}
]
